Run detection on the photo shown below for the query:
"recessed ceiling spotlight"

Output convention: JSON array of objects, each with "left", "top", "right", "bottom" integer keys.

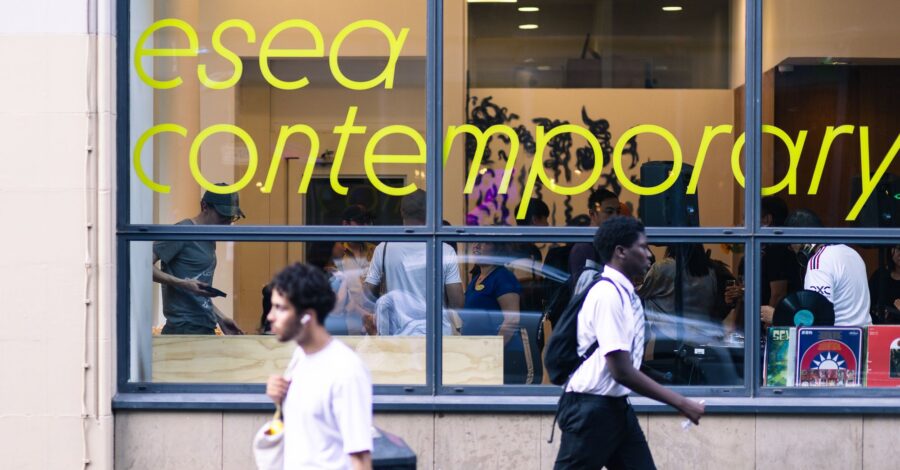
[
  {"left": 662, "top": 6, "right": 683, "bottom": 12},
  {"left": 523, "top": 58, "right": 535, "bottom": 63},
  {"left": 536, "top": 65, "right": 552, "bottom": 71},
  {"left": 518, "top": 6, "right": 539, "bottom": 12},
  {"left": 467, "top": 0, "right": 518, "bottom": 3},
  {"left": 519, "top": 24, "right": 539, "bottom": 30}
]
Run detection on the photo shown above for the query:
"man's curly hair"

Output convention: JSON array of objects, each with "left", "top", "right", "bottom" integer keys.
[
  {"left": 271, "top": 263, "right": 336, "bottom": 325},
  {"left": 593, "top": 216, "right": 645, "bottom": 264}
]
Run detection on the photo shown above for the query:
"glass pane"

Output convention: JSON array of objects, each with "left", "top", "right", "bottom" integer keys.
[
  {"left": 443, "top": 0, "right": 744, "bottom": 227},
  {"left": 129, "top": 240, "right": 427, "bottom": 385},
  {"left": 442, "top": 239, "right": 745, "bottom": 387},
  {"left": 129, "top": 1, "right": 427, "bottom": 225},
  {"left": 758, "top": 243, "right": 900, "bottom": 388},
  {"left": 759, "top": 0, "right": 900, "bottom": 228}
]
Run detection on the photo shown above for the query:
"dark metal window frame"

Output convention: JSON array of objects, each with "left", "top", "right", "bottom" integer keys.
[{"left": 114, "top": 0, "right": 900, "bottom": 412}]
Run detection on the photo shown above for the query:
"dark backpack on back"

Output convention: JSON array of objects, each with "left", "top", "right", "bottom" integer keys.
[{"left": 543, "top": 275, "right": 625, "bottom": 386}]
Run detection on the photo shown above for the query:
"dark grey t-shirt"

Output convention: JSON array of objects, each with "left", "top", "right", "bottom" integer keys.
[{"left": 153, "top": 219, "right": 217, "bottom": 330}]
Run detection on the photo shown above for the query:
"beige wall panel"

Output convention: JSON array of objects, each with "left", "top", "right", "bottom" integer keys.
[
  {"left": 0, "top": 416, "right": 85, "bottom": 470},
  {"left": 374, "top": 413, "right": 436, "bottom": 470},
  {"left": 648, "top": 414, "right": 755, "bottom": 470},
  {"left": 115, "top": 411, "right": 224, "bottom": 470},
  {"left": 0, "top": 36, "right": 87, "bottom": 114},
  {"left": 222, "top": 413, "right": 270, "bottom": 470},
  {"left": 538, "top": 412, "right": 562, "bottom": 470},
  {"left": 863, "top": 416, "right": 900, "bottom": 470},
  {"left": 0, "top": 336, "right": 84, "bottom": 416},
  {"left": 756, "top": 416, "right": 862, "bottom": 469},
  {"left": 0, "top": 113, "right": 88, "bottom": 191},
  {"left": 434, "top": 413, "right": 541, "bottom": 470}
]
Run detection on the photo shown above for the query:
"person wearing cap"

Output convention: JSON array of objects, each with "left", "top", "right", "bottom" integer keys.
[{"left": 152, "top": 184, "right": 245, "bottom": 335}]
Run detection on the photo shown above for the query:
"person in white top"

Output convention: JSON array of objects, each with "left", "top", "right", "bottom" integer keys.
[
  {"left": 760, "top": 210, "right": 873, "bottom": 327},
  {"left": 364, "top": 190, "right": 465, "bottom": 335},
  {"left": 266, "top": 263, "right": 373, "bottom": 470},
  {"left": 555, "top": 217, "right": 705, "bottom": 470}
]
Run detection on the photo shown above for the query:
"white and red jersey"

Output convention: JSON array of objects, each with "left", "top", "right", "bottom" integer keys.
[{"left": 804, "top": 244, "right": 872, "bottom": 327}]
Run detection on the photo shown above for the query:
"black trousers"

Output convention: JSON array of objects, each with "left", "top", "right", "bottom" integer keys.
[{"left": 554, "top": 393, "right": 656, "bottom": 470}]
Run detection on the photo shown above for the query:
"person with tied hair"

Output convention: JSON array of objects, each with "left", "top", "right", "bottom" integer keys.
[
  {"left": 554, "top": 216, "right": 704, "bottom": 470},
  {"left": 760, "top": 209, "right": 872, "bottom": 327},
  {"left": 265, "top": 263, "right": 373, "bottom": 470}
]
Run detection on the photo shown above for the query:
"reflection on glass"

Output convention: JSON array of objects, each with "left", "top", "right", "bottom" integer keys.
[
  {"left": 443, "top": 240, "right": 744, "bottom": 387},
  {"left": 761, "top": 243, "right": 900, "bottom": 388},
  {"left": 132, "top": 240, "right": 429, "bottom": 385},
  {"left": 445, "top": 0, "right": 742, "bottom": 228},
  {"left": 760, "top": 0, "right": 900, "bottom": 228}
]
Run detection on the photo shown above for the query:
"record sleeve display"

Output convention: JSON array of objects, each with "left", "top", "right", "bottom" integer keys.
[
  {"left": 795, "top": 327, "right": 863, "bottom": 387},
  {"left": 865, "top": 326, "right": 900, "bottom": 387},
  {"left": 764, "top": 327, "right": 796, "bottom": 387},
  {"left": 773, "top": 290, "right": 835, "bottom": 327}
]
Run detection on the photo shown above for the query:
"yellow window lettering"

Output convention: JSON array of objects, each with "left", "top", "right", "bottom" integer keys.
[
  {"left": 444, "top": 124, "right": 520, "bottom": 195},
  {"left": 808, "top": 125, "right": 855, "bottom": 194},
  {"left": 519, "top": 125, "right": 603, "bottom": 219},
  {"left": 330, "top": 107, "right": 367, "bottom": 195},
  {"left": 199, "top": 20, "right": 256, "bottom": 90},
  {"left": 847, "top": 127, "right": 900, "bottom": 221},
  {"left": 259, "top": 20, "right": 325, "bottom": 90},
  {"left": 330, "top": 20, "right": 409, "bottom": 90},
  {"left": 260, "top": 125, "right": 321, "bottom": 194},
  {"left": 189, "top": 124, "right": 258, "bottom": 194},
  {"left": 364, "top": 125, "right": 426, "bottom": 196},
  {"left": 133, "top": 124, "right": 188, "bottom": 193},
  {"left": 687, "top": 125, "right": 733, "bottom": 194},
  {"left": 730, "top": 125, "right": 806, "bottom": 194},
  {"left": 614, "top": 125, "right": 682, "bottom": 196},
  {"left": 134, "top": 19, "right": 199, "bottom": 89}
]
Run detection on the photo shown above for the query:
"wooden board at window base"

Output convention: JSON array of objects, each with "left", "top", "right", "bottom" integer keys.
[{"left": 151, "top": 335, "right": 504, "bottom": 385}]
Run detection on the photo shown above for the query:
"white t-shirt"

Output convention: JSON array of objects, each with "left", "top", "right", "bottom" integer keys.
[
  {"left": 283, "top": 340, "right": 373, "bottom": 470},
  {"left": 365, "top": 242, "right": 462, "bottom": 301},
  {"left": 567, "top": 265, "right": 645, "bottom": 397},
  {"left": 804, "top": 244, "right": 872, "bottom": 327}
]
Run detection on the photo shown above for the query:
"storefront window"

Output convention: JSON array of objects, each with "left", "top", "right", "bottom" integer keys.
[
  {"left": 758, "top": 0, "right": 900, "bottom": 228},
  {"left": 443, "top": 240, "right": 745, "bottom": 387},
  {"left": 128, "top": 240, "right": 427, "bottom": 386},
  {"left": 128, "top": 0, "right": 427, "bottom": 226},
  {"left": 443, "top": 0, "right": 745, "bottom": 228}
]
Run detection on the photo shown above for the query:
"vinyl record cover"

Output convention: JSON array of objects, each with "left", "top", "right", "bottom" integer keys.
[
  {"left": 865, "top": 326, "right": 900, "bottom": 387},
  {"left": 764, "top": 327, "right": 796, "bottom": 387},
  {"left": 795, "top": 327, "right": 863, "bottom": 387}
]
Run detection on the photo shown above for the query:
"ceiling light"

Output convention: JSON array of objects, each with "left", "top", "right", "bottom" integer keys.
[
  {"left": 518, "top": 6, "right": 539, "bottom": 12},
  {"left": 518, "top": 24, "right": 539, "bottom": 30},
  {"left": 536, "top": 65, "right": 552, "bottom": 71},
  {"left": 467, "top": 0, "right": 518, "bottom": 3},
  {"left": 662, "top": 6, "right": 683, "bottom": 12}
]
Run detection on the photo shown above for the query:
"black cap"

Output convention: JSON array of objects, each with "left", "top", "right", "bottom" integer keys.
[{"left": 201, "top": 183, "right": 245, "bottom": 219}]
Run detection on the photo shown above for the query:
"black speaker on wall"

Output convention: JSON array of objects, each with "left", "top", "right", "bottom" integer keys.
[
  {"left": 638, "top": 161, "right": 699, "bottom": 227},
  {"left": 850, "top": 173, "right": 899, "bottom": 228}
]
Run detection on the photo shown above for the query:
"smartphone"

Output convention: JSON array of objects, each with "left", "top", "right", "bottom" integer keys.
[{"left": 200, "top": 285, "right": 227, "bottom": 298}]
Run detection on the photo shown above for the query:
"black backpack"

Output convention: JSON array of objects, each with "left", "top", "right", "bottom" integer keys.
[
  {"left": 536, "top": 263, "right": 600, "bottom": 351},
  {"left": 543, "top": 275, "right": 625, "bottom": 386}
]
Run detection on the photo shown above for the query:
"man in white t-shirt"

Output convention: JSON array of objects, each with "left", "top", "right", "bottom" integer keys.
[
  {"left": 554, "top": 217, "right": 704, "bottom": 469},
  {"left": 760, "top": 210, "right": 872, "bottom": 327},
  {"left": 364, "top": 190, "right": 465, "bottom": 335},
  {"left": 266, "top": 263, "right": 373, "bottom": 470}
]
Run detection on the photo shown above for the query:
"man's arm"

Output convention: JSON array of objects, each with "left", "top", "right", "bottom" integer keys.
[
  {"left": 349, "top": 451, "right": 372, "bottom": 470},
  {"left": 768, "top": 280, "right": 788, "bottom": 308},
  {"left": 606, "top": 350, "right": 705, "bottom": 424},
  {"left": 445, "top": 282, "right": 464, "bottom": 310},
  {"left": 152, "top": 252, "right": 212, "bottom": 297},
  {"left": 211, "top": 304, "right": 244, "bottom": 335}
]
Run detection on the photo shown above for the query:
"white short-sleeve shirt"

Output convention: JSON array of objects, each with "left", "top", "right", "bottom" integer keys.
[
  {"left": 567, "top": 265, "right": 645, "bottom": 397},
  {"left": 365, "top": 242, "right": 462, "bottom": 300},
  {"left": 283, "top": 340, "right": 373, "bottom": 470},
  {"left": 804, "top": 244, "right": 872, "bottom": 327}
]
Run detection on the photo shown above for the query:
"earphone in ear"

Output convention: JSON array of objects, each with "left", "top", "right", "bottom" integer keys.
[{"left": 300, "top": 314, "right": 312, "bottom": 325}]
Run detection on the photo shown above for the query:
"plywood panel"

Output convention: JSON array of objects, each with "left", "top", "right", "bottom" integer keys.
[{"left": 152, "top": 335, "right": 503, "bottom": 384}]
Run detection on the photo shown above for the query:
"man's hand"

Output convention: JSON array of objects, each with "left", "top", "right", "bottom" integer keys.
[
  {"left": 760, "top": 305, "right": 775, "bottom": 325},
  {"left": 362, "top": 312, "right": 377, "bottom": 335},
  {"left": 677, "top": 397, "right": 705, "bottom": 425},
  {"left": 218, "top": 316, "right": 244, "bottom": 335},
  {"left": 894, "top": 298, "right": 900, "bottom": 311},
  {"left": 179, "top": 279, "right": 215, "bottom": 297},
  {"left": 724, "top": 284, "right": 744, "bottom": 305},
  {"left": 266, "top": 375, "right": 290, "bottom": 404}
]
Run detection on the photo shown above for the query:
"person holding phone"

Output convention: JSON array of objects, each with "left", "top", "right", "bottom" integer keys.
[{"left": 152, "top": 184, "right": 244, "bottom": 335}]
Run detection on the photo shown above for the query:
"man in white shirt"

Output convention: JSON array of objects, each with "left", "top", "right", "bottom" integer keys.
[
  {"left": 364, "top": 190, "right": 465, "bottom": 335},
  {"left": 266, "top": 263, "right": 373, "bottom": 470},
  {"left": 760, "top": 210, "right": 872, "bottom": 327},
  {"left": 555, "top": 217, "right": 705, "bottom": 470}
]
